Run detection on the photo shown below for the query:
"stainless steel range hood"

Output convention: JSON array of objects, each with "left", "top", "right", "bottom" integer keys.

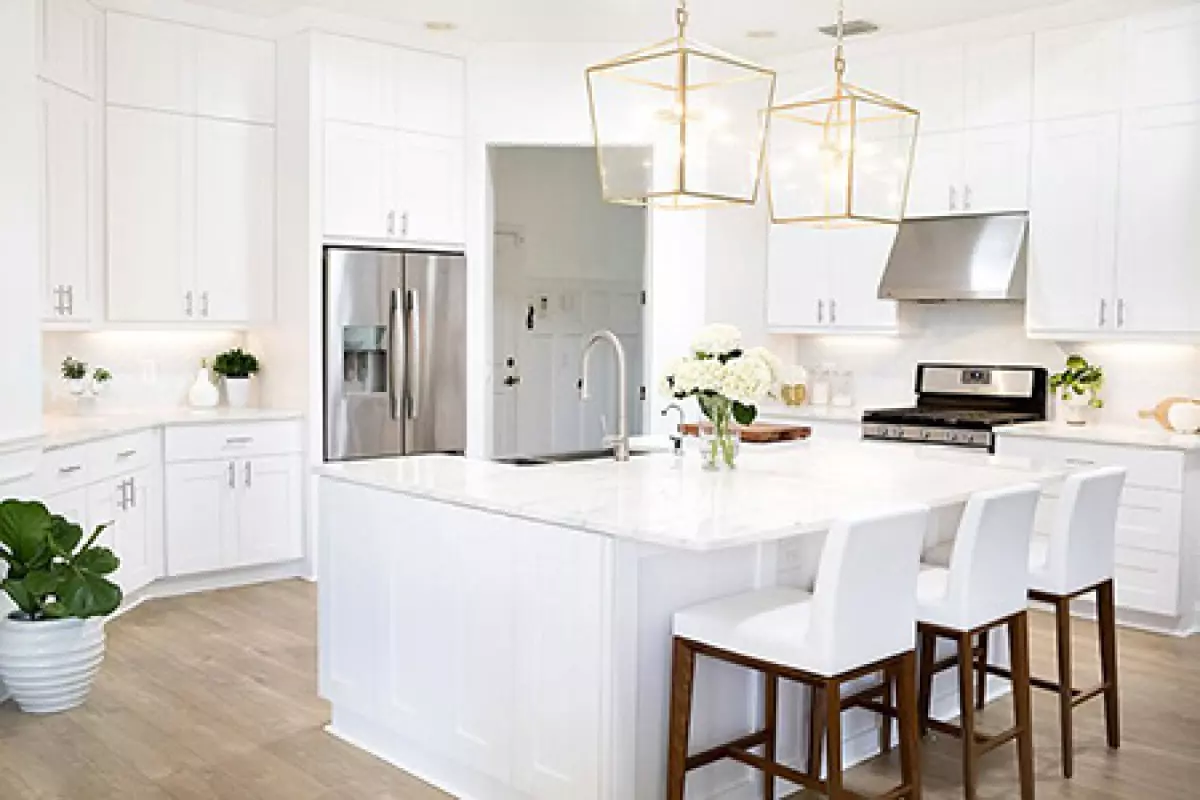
[{"left": 878, "top": 212, "right": 1029, "bottom": 301}]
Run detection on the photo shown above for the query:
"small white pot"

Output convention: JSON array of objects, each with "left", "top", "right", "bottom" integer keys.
[
  {"left": 0, "top": 616, "right": 105, "bottom": 714},
  {"left": 67, "top": 378, "right": 86, "bottom": 396},
  {"left": 1061, "top": 393, "right": 1092, "bottom": 426},
  {"left": 224, "top": 376, "right": 252, "bottom": 408}
]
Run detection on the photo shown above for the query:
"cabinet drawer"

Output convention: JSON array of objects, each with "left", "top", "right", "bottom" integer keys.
[
  {"left": 91, "top": 430, "right": 158, "bottom": 474},
  {"left": 1032, "top": 486, "right": 1182, "bottom": 554},
  {"left": 995, "top": 435, "right": 1183, "bottom": 490},
  {"left": 165, "top": 421, "right": 302, "bottom": 463},
  {"left": 1113, "top": 548, "right": 1180, "bottom": 616},
  {"left": 36, "top": 444, "right": 94, "bottom": 495}
]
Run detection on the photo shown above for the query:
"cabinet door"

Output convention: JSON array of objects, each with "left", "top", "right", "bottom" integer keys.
[
  {"left": 116, "top": 469, "right": 162, "bottom": 595},
  {"left": 391, "top": 132, "right": 465, "bottom": 245},
  {"left": 826, "top": 226, "right": 899, "bottom": 332},
  {"left": 389, "top": 48, "right": 465, "bottom": 137},
  {"left": 901, "top": 47, "right": 965, "bottom": 133},
  {"left": 1115, "top": 104, "right": 1200, "bottom": 334},
  {"left": 107, "top": 107, "right": 194, "bottom": 322},
  {"left": 165, "top": 461, "right": 236, "bottom": 577},
  {"left": 905, "top": 131, "right": 962, "bottom": 217},
  {"left": 195, "top": 30, "right": 275, "bottom": 124},
  {"left": 195, "top": 118, "right": 275, "bottom": 323},
  {"left": 42, "top": 486, "right": 89, "bottom": 530},
  {"left": 1123, "top": 5, "right": 1200, "bottom": 110},
  {"left": 1027, "top": 116, "right": 1119, "bottom": 335},
  {"left": 323, "top": 121, "right": 391, "bottom": 240},
  {"left": 322, "top": 34, "right": 390, "bottom": 126},
  {"left": 766, "top": 225, "right": 830, "bottom": 331},
  {"left": 961, "top": 124, "right": 1031, "bottom": 213},
  {"left": 1034, "top": 21, "right": 1123, "bottom": 120},
  {"left": 41, "top": 82, "right": 98, "bottom": 322},
  {"left": 37, "top": 0, "right": 98, "bottom": 97},
  {"left": 964, "top": 35, "right": 1033, "bottom": 128},
  {"left": 106, "top": 12, "right": 194, "bottom": 114},
  {"left": 235, "top": 456, "right": 302, "bottom": 567}
]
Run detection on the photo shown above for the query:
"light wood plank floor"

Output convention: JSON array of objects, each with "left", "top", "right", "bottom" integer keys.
[{"left": 0, "top": 580, "right": 1196, "bottom": 799}]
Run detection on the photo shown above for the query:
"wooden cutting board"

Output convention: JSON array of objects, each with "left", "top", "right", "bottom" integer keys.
[
  {"left": 1138, "top": 397, "right": 1197, "bottom": 430},
  {"left": 679, "top": 422, "right": 812, "bottom": 443}
]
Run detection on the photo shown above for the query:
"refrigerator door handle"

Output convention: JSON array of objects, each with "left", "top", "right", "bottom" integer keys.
[
  {"left": 407, "top": 288, "right": 421, "bottom": 420},
  {"left": 389, "top": 288, "right": 407, "bottom": 421}
]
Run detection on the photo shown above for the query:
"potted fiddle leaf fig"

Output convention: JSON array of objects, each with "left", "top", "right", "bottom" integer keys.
[
  {"left": 1050, "top": 354, "right": 1103, "bottom": 426},
  {"left": 0, "top": 500, "right": 122, "bottom": 713},
  {"left": 212, "top": 348, "right": 260, "bottom": 409}
]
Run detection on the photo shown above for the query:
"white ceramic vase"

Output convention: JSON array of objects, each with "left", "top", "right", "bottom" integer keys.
[
  {"left": 67, "top": 378, "right": 86, "bottom": 396},
  {"left": 1062, "top": 393, "right": 1091, "bottom": 426},
  {"left": 0, "top": 616, "right": 105, "bottom": 713},
  {"left": 224, "top": 376, "right": 252, "bottom": 408}
]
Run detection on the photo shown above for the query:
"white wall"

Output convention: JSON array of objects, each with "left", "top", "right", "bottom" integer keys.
[{"left": 0, "top": 0, "right": 43, "bottom": 442}]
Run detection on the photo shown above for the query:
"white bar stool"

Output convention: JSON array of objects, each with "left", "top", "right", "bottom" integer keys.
[
  {"left": 982, "top": 466, "right": 1126, "bottom": 779},
  {"left": 914, "top": 483, "right": 1041, "bottom": 800},
  {"left": 665, "top": 505, "right": 930, "bottom": 800}
]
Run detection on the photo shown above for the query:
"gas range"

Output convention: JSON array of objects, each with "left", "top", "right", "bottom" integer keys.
[{"left": 862, "top": 364, "right": 1048, "bottom": 451}]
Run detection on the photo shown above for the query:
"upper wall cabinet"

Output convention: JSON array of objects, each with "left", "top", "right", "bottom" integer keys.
[
  {"left": 1034, "top": 21, "right": 1123, "bottom": 120},
  {"left": 902, "top": 34, "right": 1032, "bottom": 132},
  {"left": 37, "top": 0, "right": 99, "bottom": 98},
  {"left": 322, "top": 34, "right": 465, "bottom": 137},
  {"left": 907, "top": 124, "right": 1030, "bottom": 216},
  {"left": 107, "top": 12, "right": 275, "bottom": 123},
  {"left": 1123, "top": 5, "right": 1200, "bottom": 111}
]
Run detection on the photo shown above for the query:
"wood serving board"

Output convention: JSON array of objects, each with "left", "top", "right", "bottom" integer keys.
[
  {"left": 679, "top": 422, "right": 812, "bottom": 443},
  {"left": 1138, "top": 397, "right": 1197, "bottom": 431}
]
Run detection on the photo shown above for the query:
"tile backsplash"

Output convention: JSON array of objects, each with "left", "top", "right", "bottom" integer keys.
[{"left": 43, "top": 330, "right": 247, "bottom": 412}]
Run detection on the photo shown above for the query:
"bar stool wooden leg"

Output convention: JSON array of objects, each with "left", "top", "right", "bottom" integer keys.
[
  {"left": 824, "top": 678, "right": 845, "bottom": 799},
  {"left": 1055, "top": 596, "right": 1075, "bottom": 779},
  {"left": 879, "top": 666, "right": 895, "bottom": 754},
  {"left": 975, "top": 631, "right": 989, "bottom": 711},
  {"left": 666, "top": 637, "right": 696, "bottom": 800},
  {"left": 918, "top": 629, "right": 935, "bottom": 737},
  {"left": 808, "top": 686, "right": 825, "bottom": 780},
  {"left": 1010, "top": 612, "right": 1036, "bottom": 800},
  {"left": 897, "top": 651, "right": 922, "bottom": 800},
  {"left": 956, "top": 632, "right": 979, "bottom": 800},
  {"left": 763, "top": 671, "right": 778, "bottom": 800},
  {"left": 1098, "top": 579, "right": 1121, "bottom": 750}
]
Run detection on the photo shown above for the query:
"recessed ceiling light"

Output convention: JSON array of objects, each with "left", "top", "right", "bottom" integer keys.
[
  {"left": 425, "top": 21, "right": 457, "bottom": 32},
  {"left": 746, "top": 30, "right": 778, "bottom": 40}
]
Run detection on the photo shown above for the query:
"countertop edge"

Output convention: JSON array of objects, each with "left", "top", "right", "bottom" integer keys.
[
  {"left": 994, "top": 423, "right": 1200, "bottom": 453},
  {"left": 42, "top": 410, "right": 305, "bottom": 451}
]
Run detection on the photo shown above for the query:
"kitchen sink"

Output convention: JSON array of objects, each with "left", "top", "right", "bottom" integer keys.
[{"left": 492, "top": 448, "right": 650, "bottom": 466}]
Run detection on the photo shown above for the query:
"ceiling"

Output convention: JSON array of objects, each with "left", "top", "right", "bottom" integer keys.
[{"left": 182, "top": 0, "right": 1095, "bottom": 52}]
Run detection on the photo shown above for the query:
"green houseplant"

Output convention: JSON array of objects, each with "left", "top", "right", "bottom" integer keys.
[
  {"left": 1050, "top": 354, "right": 1103, "bottom": 426},
  {"left": 212, "top": 348, "right": 260, "bottom": 408},
  {"left": 0, "top": 500, "right": 122, "bottom": 713},
  {"left": 61, "top": 356, "right": 88, "bottom": 396},
  {"left": 91, "top": 367, "right": 112, "bottom": 396}
]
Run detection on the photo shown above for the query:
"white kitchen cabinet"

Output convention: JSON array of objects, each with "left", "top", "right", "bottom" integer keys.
[
  {"left": 1034, "top": 21, "right": 1123, "bottom": 120},
  {"left": 322, "top": 34, "right": 390, "bottom": 127},
  {"left": 902, "top": 48, "right": 965, "bottom": 133},
  {"left": 323, "top": 121, "right": 391, "bottom": 240},
  {"left": 40, "top": 81, "right": 99, "bottom": 323},
  {"left": 907, "top": 125, "right": 1030, "bottom": 216},
  {"left": 107, "top": 12, "right": 275, "bottom": 123},
  {"left": 392, "top": 131, "right": 465, "bottom": 245},
  {"left": 88, "top": 468, "right": 162, "bottom": 596},
  {"left": 108, "top": 107, "right": 274, "bottom": 323},
  {"left": 42, "top": 485, "right": 89, "bottom": 530},
  {"left": 1114, "top": 104, "right": 1200, "bottom": 335},
  {"left": 766, "top": 225, "right": 897, "bottom": 334},
  {"left": 964, "top": 35, "right": 1034, "bottom": 128},
  {"left": 37, "top": 0, "right": 99, "bottom": 98},
  {"left": 1026, "top": 115, "right": 1120, "bottom": 335},
  {"left": 165, "top": 460, "right": 234, "bottom": 576},
  {"left": 234, "top": 456, "right": 303, "bottom": 567},
  {"left": 1123, "top": 5, "right": 1200, "bottom": 111},
  {"left": 906, "top": 132, "right": 964, "bottom": 217}
]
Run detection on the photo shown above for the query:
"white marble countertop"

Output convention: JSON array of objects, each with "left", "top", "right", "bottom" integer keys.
[
  {"left": 315, "top": 440, "right": 1059, "bottom": 551},
  {"left": 43, "top": 408, "right": 304, "bottom": 450},
  {"left": 995, "top": 421, "right": 1200, "bottom": 452},
  {"left": 756, "top": 402, "right": 863, "bottom": 423}
]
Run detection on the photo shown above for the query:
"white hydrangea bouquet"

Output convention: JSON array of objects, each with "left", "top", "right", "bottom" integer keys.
[{"left": 661, "top": 324, "right": 781, "bottom": 469}]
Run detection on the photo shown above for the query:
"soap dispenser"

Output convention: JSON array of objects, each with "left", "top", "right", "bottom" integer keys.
[{"left": 188, "top": 359, "right": 220, "bottom": 409}]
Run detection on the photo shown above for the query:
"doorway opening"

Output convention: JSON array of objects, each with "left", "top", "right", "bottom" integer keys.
[{"left": 490, "top": 146, "right": 648, "bottom": 457}]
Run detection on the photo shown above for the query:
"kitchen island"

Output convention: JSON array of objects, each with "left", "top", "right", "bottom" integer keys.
[{"left": 316, "top": 441, "right": 1057, "bottom": 800}]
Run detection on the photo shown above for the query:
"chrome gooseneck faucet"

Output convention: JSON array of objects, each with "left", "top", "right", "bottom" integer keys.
[
  {"left": 662, "top": 403, "right": 685, "bottom": 458},
  {"left": 579, "top": 330, "right": 630, "bottom": 462}
]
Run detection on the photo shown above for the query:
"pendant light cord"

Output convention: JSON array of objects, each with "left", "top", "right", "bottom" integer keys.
[
  {"left": 676, "top": 0, "right": 689, "bottom": 39},
  {"left": 833, "top": 0, "right": 846, "bottom": 86}
]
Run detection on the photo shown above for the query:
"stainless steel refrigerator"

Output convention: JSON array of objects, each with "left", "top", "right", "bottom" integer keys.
[{"left": 324, "top": 247, "right": 467, "bottom": 461}]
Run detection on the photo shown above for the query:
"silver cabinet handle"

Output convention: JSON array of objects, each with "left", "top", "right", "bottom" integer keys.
[
  {"left": 58, "top": 464, "right": 82, "bottom": 475},
  {"left": 817, "top": 299, "right": 825, "bottom": 324},
  {"left": 52, "top": 285, "right": 62, "bottom": 315},
  {"left": 386, "top": 210, "right": 396, "bottom": 236},
  {"left": 1117, "top": 299, "right": 1126, "bottom": 328},
  {"left": 200, "top": 291, "right": 209, "bottom": 318},
  {"left": 407, "top": 288, "right": 421, "bottom": 420},
  {"left": 949, "top": 185, "right": 958, "bottom": 211},
  {"left": 829, "top": 298, "right": 838, "bottom": 325},
  {"left": 244, "top": 461, "right": 252, "bottom": 487},
  {"left": 963, "top": 185, "right": 973, "bottom": 211},
  {"left": 65, "top": 285, "right": 74, "bottom": 316},
  {"left": 225, "top": 436, "right": 253, "bottom": 445},
  {"left": 228, "top": 461, "right": 236, "bottom": 488},
  {"left": 401, "top": 210, "right": 410, "bottom": 238},
  {"left": 129, "top": 476, "right": 137, "bottom": 508},
  {"left": 1065, "top": 458, "right": 1096, "bottom": 467},
  {"left": 117, "top": 448, "right": 137, "bottom": 459},
  {"left": 185, "top": 291, "right": 194, "bottom": 317},
  {"left": 1098, "top": 299, "right": 1107, "bottom": 328},
  {"left": 117, "top": 478, "right": 129, "bottom": 511}
]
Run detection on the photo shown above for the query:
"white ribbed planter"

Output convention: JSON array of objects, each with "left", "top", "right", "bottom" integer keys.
[{"left": 0, "top": 616, "right": 105, "bottom": 713}]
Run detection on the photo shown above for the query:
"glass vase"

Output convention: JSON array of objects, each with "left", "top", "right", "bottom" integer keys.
[{"left": 698, "top": 401, "right": 741, "bottom": 470}]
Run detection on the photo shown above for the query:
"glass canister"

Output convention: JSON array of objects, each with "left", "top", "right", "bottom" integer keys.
[
  {"left": 831, "top": 369, "right": 856, "bottom": 408},
  {"left": 809, "top": 364, "right": 833, "bottom": 406},
  {"left": 781, "top": 365, "right": 808, "bottom": 406}
]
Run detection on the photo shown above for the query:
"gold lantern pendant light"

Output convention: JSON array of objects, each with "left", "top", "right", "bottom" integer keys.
[
  {"left": 586, "top": 0, "right": 777, "bottom": 209},
  {"left": 767, "top": 0, "right": 920, "bottom": 226}
]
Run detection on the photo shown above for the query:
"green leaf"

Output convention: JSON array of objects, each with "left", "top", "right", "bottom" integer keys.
[
  {"left": 0, "top": 500, "right": 52, "bottom": 566},
  {"left": 1, "top": 578, "right": 37, "bottom": 616},
  {"left": 75, "top": 546, "right": 120, "bottom": 576},
  {"left": 732, "top": 402, "right": 757, "bottom": 426},
  {"left": 48, "top": 514, "right": 83, "bottom": 556},
  {"left": 41, "top": 601, "right": 68, "bottom": 619},
  {"left": 22, "top": 570, "right": 62, "bottom": 597},
  {"left": 58, "top": 570, "right": 122, "bottom": 619}
]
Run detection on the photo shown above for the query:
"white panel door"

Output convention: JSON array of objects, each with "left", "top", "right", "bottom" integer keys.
[
  {"left": 1123, "top": 5, "right": 1200, "bottom": 110},
  {"left": 165, "top": 461, "right": 235, "bottom": 576},
  {"left": 235, "top": 456, "right": 302, "bottom": 567},
  {"left": 1115, "top": 104, "right": 1200, "bottom": 334},
  {"left": 391, "top": 132, "right": 465, "bottom": 245},
  {"left": 323, "top": 121, "right": 391, "bottom": 240},
  {"left": 826, "top": 226, "right": 899, "bottom": 332},
  {"left": 1034, "top": 21, "right": 1123, "bottom": 120},
  {"left": 390, "top": 48, "right": 466, "bottom": 137},
  {"left": 322, "top": 34, "right": 389, "bottom": 126},
  {"left": 1027, "top": 115, "right": 1119, "bottom": 334},
  {"left": 106, "top": 12, "right": 194, "bottom": 114},
  {"left": 41, "top": 82, "right": 97, "bottom": 322},
  {"left": 43, "top": 486, "right": 89, "bottom": 532},
  {"left": 905, "top": 131, "right": 963, "bottom": 217},
  {"left": 901, "top": 47, "right": 965, "bottom": 133},
  {"left": 117, "top": 468, "right": 162, "bottom": 595},
  {"left": 37, "top": 0, "right": 98, "bottom": 97},
  {"left": 964, "top": 34, "right": 1033, "bottom": 128},
  {"left": 195, "top": 29, "right": 276, "bottom": 124},
  {"left": 766, "top": 225, "right": 829, "bottom": 331},
  {"left": 195, "top": 118, "right": 275, "bottom": 323},
  {"left": 961, "top": 124, "right": 1031, "bottom": 213},
  {"left": 107, "top": 106, "right": 194, "bottom": 322}
]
